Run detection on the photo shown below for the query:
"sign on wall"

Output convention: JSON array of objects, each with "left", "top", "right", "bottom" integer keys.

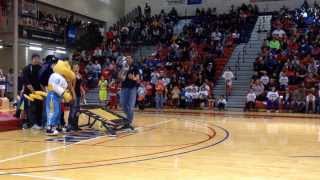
[
  {"left": 166, "top": 0, "right": 185, "bottom": 6},
  {"left": 187, "top": 0, "right": 202, "bottom": 5},
  {"left": 250, "top": 0, "right": 285, "bottom": 2}
]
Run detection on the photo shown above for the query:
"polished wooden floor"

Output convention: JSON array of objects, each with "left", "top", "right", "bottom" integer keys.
[{"left": 0, "top": 110, "right": 319, "bottom": 180}]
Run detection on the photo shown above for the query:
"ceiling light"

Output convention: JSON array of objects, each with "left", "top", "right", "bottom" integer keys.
[
  {"left": 29, "top": 46, "right": 43, "bottom": 51},
  {"left": 56, "top": 47, "right": 66, "bottom": 50},
  {"left": 55, "top": 49, "right": 66, "bottom": 54},
  {"left": 0, "top": 45, "right": 3, "bottom": 49},
  {"left": 29, "top": 42, "right": 42, "bottom": 46}
]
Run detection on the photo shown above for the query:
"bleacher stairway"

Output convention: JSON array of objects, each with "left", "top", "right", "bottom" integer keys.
[{"left": 213, "top": 15, "right": 272, "bottom": 109}]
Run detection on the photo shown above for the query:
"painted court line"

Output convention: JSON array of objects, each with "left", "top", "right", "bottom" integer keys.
[
  {"left": 8, "top": 173, "right": 72, "bottom": 180},
  {"left": 0, "top": 119, "right": 172, "bottom": 165}
]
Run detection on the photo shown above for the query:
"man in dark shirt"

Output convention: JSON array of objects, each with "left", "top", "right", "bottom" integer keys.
[
  {"left": 120, "top": 56, "right": 140, "bottom": 131},
  {"left": 22, "top": 54, "right": 43, "bottom": 129}
]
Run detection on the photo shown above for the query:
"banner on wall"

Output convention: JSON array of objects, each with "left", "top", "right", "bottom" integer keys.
[
  {"left": 187, "top": 0, "right": 202, "bottom": 5},
  {"left": 166, "top": 0, "right": 185, "bottom": 6},
  {"left": 19, "top": 26, "right": 64, "bottom": 44},
  {"left": 250, "top": 0, "right": 285, "bottom": 2}
]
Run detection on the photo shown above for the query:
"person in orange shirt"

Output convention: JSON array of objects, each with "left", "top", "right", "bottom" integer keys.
[{"left": 155, "top": 80, "right": 166, "bottom": 112}]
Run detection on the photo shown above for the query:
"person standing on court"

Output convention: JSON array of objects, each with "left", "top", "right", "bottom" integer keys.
[
  {"left": 119, "top": 56, "right": 140, "bottom": 131},
  {"left": 67, "top": 64, "right": 84, "bottom": 131},
  {"left": 22, "top": 54, "right": 43, "bottom": 129}
]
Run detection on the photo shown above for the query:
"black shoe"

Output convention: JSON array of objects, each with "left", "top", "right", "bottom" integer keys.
[
  {"left": 108, "top": 129, "right": 117, "bottom": 137},
  {"left": 123, "top": 124, "right": 137, "bottom": 133},
  {"left": 46, "top": 129, "right": 59, "bottom": 136}
]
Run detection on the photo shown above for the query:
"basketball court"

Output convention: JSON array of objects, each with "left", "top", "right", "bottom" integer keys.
[{"left": 0, "top": 110, "right": 319, "bottom": 179}]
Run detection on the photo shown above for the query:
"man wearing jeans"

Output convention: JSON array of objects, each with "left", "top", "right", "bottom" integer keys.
[{"left": 120, "top": 57, "right": 140, "bottom": 131}]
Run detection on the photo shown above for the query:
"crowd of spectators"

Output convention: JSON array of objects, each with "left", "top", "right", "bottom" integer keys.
[
  {"left": 246, "top": 1, "right": 320, "bottom": 113},
  {"left": 74, "top": 3, "right": 258, "bottom": 110}
]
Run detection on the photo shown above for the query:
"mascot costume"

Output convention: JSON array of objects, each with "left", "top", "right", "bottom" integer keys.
[{"left": 25, "top": 60, "right": 75, "bottom": 136}]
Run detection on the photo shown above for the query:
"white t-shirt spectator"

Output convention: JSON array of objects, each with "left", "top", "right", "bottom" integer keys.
[
  {"left": 151, "top": 72, "right": 160, "bottom": 85},
  {"left": 272, "top": 29, "right": 286, "bottom": 38},
  {"left": 246, "top": 92, "right": 256, "bottom": 102},
  {"left": 137, "top": 86, "right": 146, "bottom": 97},
  {"left": 260, "top": 75, "right": 270, "bottom": 86},
  {"left": 199, "top": 84, "right": 210, "bottom": 98},
  {"left": 171, "top": 43, "right": 179, "bottom": 51},
  {"left": 217, "top": 98, "right": 227, "bottom": 105},
  {"left": 267, "top": 91, "right": 279, "bottom": 101},
  {"left": 211, "top": 31, "right": 222, "bottom": 41},
  {"left": 306, "top": 93, "right": 315, "bottom": 102},
  {"left": 222, "top": 70, "right": 234, "bottom": 81},
  {"left": 93, "top": 63, "right": 101, "bottom": 74},
  {"left": 279, "top": 75, "right": 289, "bottom": 86}
]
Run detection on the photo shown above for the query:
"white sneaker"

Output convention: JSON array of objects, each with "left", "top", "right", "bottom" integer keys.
[
  {"left": 52, "top": 130, "right": 59, "bottom": 136},
  {"left": 31, "top": 125, "right": 42, "bottom": 130}
]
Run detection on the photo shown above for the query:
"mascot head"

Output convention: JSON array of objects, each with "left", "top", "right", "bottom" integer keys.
[{"left": 53, "top": 60, "right": 75, "bottom": 82}]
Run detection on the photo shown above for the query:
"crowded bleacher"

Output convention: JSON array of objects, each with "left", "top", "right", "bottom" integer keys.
[
  {"left": 246, "top": 1, "right": 320, "bottom": 113},
  {"left": 74, "top": 3, "right": 258, "bottom": 110}
]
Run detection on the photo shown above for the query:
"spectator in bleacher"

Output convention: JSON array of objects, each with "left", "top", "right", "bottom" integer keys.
[
  {"left": 155, "top": 79, "right": 165, "bottom": 111},
  {"left": 291, "top": 85, "right": 306, "bottom": 113},
  {"left": 279, "top": 71, "right": 289, "bottom": 91},
  {"left": 137, "top": 83, "right": 146, "bottom": 111},
  {"left": 305, "top": 88, "right": 316, "bottom": 113},
  {"left": 268, "top": 37, "right": 281, "bottom": 51},
  {"left": 199, "top": 81, "right": 210, "bottom": 108},
  {"left": 282, "top": 88, "right": 292, "bottom": 112},
  {"left": 0, "top": 69, "right": 6, "bottom": 97},
  {"left": 252, "top": 79, "right": 265, "bottom": 101},
  {"left": 254, "top": 57, "right": 267, "bottom": 76},
  {"left": 266, "top": 87, "right": 280, "bottom": 112},
  {"left": 85, "top": 61, "right": 95, "bottom": 76},
  {"left": 93, "top": 60, "right": 102, "bottom": 78},
  {"left": 217, "top": 95, "right": 227, "bottom": 111},
  {"left": 144, "top": 3, "right": 151, "bottom": 17},
  {"left": 171, "top": 85, "right": 181, "bottom": 107},
  {"left": 260, "top": 72, "right": 270, "bottom": 87},
  {"left": 272, "top": 27, "right": 286, "bottom": 39},
  {"left": 244, "top": 89, "right": 256, "bottom": 111}
]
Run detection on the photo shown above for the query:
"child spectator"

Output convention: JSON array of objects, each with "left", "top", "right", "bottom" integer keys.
[
  {"left": 245, "top": 89, "right": 256, "bottom": 111},
  {"left": 282, "top": 89, "right": 292, "bottom": 112},
  {"left": 260, "top": 72, "right": 270, "bottom": 87},
  {"left": 108, "top": 79, "right": 118, "bottom": 109},
  {"left": 171, "top": 85, "right": 181, "bottom": 107},
  {"left": 98, "top": 76, "right": 108, "bottom": 107},
  {"left": 306, "top": 89, "right": 316, "bottom": 113},
  {"left": 199, "top": 82, "right": 210, "bottom": 108},
  {"left": 217, "top": 95, "right": 227, "bottom": 111},
  {"left": 279, "top": 72, "right": 289, "bottom": 91},
  {"left": 137, "top": 83, "right": 146, "bottom": 111},
  {"left": 155, "top": 79, "right": 165, "bottom": 111},
  {"left": 266, "top": 87, "right": 280, "bottom": 112}
]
